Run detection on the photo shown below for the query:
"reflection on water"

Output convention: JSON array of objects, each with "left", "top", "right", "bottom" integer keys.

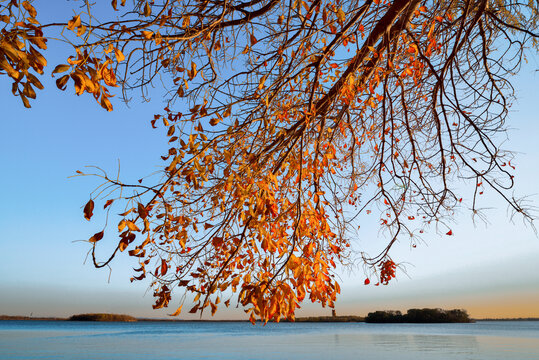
[{"left": 0, "top": 321, "right": 538, "bottom": 360}]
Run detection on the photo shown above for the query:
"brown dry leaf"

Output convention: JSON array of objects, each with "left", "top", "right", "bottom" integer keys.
[
  {"left": 143, "top": 1, "right": 151, "bottom": 17},
  {"left": 55, "top": 74, "right": 69, "bottom": 90},
  {"left": 160, "top": 259, "right": 168, "bottom": 276},
  {"left": 138, "top": 203, "right": 147, "bottom": 219},
  {"left": 104, "top": 199, "right": 114, "bottom": 209},
  {"left": 83, "top": 199, "right": 94, "bottom": 221},
  {"left": 52, "top": 64, "right": 70, "bottom": 75},
  {"left": 89, "top": 230, "right": 104, "bottom": 243}
]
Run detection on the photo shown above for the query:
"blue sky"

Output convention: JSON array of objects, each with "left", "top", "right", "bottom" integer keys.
[{"left": 1, "top": 5, "right": 538, "bottom": 320}]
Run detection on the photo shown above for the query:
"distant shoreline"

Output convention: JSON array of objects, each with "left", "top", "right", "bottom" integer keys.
[{"left": 2, "top": 314, "right": 539, "bottom": 323}]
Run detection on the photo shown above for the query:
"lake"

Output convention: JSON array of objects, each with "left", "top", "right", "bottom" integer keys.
[{"left": 1, "top": 320, "right": 538, "bottom": 359}]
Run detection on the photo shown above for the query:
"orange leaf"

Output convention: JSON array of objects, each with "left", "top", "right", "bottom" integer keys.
[
  {"left": 89, "top": 230, "right": 104, "bottom": 243},
  {"left": 52, "top": 64, "right": 70, "bottom": 75},
  {"left": 114, "top": 48, "right": 125, "bottom": 62},
  {"left": 169, "top": 305, "right": 183, "bottom": 316},
  {"left": 126, "top": 220, "right": 140, "bottom": 232},
  {"left": 118, "top": 219, "right": 126, "bottom": 232},
  {"left": 104, "top": 199, "right": 114, "bottom": 209}
]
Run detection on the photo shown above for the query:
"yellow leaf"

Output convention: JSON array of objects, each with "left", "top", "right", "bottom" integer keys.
[
  {"left": 141, "top": 31, "right": 153, "bottom": 39},
  {"left": 67, "top": 15, "right": 81, "bottom": 31},
  {"left": 337, "top": 8, "right": 346, "bottom": 25},
  {"left": 169, "top": 305, "right": 183, "bottom": 316},
  {"left": 126, "top": 220, "right": 140, "bottom": 231},
  {"left": 258, "top": 75, "right": 267, "bottom": 90},
  {"left": 114, "top": 48, "right": 125, "bottom": 62},
  {"left": 118, "top": 219, "right": 127, "bottom": 232},
  {"left": 77, "top": 24, "right": 86, "bottom": 36},
  {"left": 181, "top": 16, "right": 190, "bottom": 28}
]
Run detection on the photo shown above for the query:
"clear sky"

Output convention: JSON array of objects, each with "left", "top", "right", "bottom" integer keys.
[{"left": 1, "top": 5, "right": 538, "bottom": 320}]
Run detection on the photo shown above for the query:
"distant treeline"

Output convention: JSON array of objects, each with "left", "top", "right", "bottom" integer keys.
[
  {"left": 68, "top": 313, "right": 137, "bottom": 322},
  {"left": 478, "top": 317, "right": 539, "bottom": 321},
  {"left": 365, "top": 308, "right": 472, "bottom": 323}
]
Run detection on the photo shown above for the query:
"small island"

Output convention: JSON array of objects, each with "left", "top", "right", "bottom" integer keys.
[
  {"left": 365, "top": 308, "right": 472, "bottom": 323},
  {"left": 68, "top": 313, "right": 137, "bottom": 322}
]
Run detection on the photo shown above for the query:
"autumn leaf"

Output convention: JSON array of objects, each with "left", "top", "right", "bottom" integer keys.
[
  {"left": 160, "top": 258, "right": 168, "bottom": 276},
  {"left": 143, "top": 1, "right": 151, "bottom": 17},
  {"left": 118, "top": 219, "right": 126, "bottom": 232},
  {"left": 83, "top": 199, "right": 94, "bottom": 221},
  {"left": 138, "top": 203, "right": 147, "bottom": 219},
  {"left": 114, "top": 48, "right": 125, "bottom": 62},
  {"left": 22, "top": 1, "right": 37, "bottom": 18},
  {"left": 89, "top": 230, "right": 104, "bottom": 243},
  {"left": 169, "top": 305, "right": 183, "bottom": 316},
  {"left": 141, "top": 30, "right": 153, "bottom": 39},
  {"left": 52, "top": 64, "right": 70, "bottom": 75},
  {"left": 125, "top": 220, "right": 140, "bottom": 231},
  {"left": 67, "top": 15, "right": 81, "bottom": 31},
  {"left": 55, "top": 75, "right": 69, "bottom": 90}
]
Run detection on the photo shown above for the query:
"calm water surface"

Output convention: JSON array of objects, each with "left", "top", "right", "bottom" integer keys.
[{"left": 1, "top": 320, "right": 538, "bottom": 359}]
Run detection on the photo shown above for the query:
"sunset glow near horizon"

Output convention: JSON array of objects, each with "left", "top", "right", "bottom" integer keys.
[{"left": 1, "top": 7, "right": 538, "bottom": 321}]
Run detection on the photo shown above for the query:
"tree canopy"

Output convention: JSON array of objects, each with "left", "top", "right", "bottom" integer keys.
[{"left": 1, "top": 0, "right": 538, "bottom": 323}]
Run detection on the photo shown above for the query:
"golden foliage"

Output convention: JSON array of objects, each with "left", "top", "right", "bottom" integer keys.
[{"left": 2, "top": 0, "right": 538, "bottom": 322}]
